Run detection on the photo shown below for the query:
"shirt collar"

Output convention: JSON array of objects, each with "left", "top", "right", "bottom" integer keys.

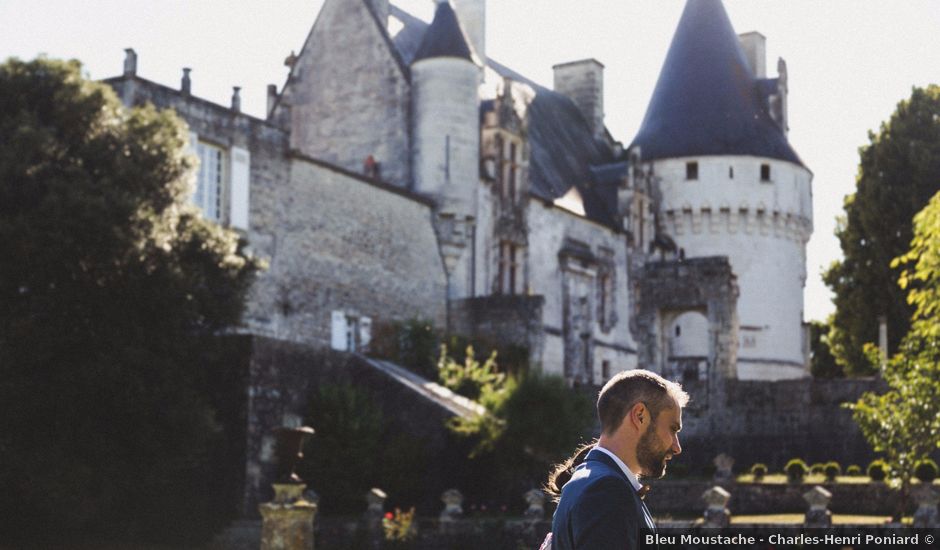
[{"left": 593, "top": 445, "right": 643, "bottom": 492}]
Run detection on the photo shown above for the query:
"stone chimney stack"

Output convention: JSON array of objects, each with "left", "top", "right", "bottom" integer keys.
[
  {"left": 452, "top": 0, "right": 485, "bottom": 66},
  {"left": 367, "top": 0, "right": 389, "bottom": 27},
  {"left": 553, "top": 58, "right": 605, "bottom": 140},
  {"left": 738, "top": 31, "right": 766, "bottom": 78},
  {"left": 267, "top": 84, "right": 278, "bottom": 118},
  {"left": 231, "top": 87, "right": 241, "bottom": 112},
  {"left": 123, "top": 48, "right": 137, "bottom": 77},
  {"left": 181, "top": 68, "right": 192, "bottom": 95}
]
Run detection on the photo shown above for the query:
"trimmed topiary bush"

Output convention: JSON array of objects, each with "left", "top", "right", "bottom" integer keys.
[
  {"left": 868, "top": 459, "right": 888, "bottom": 482},
  {"left": 824, "top": 461, "right": 841, "bottom": 481},
  {"left": 810, "top": 462, "right": 826, "bottom": 475},
  {"left": 750, "top": 463, "right": 768, "bottom": 481},
  {"left": 846, "top": 464, "right": 862, "bottom": 476},
  {"left": 785, "top": 458, "right": 809, "bottom": 483},
  {"left": 914, "top": 459, "right": 938, "bottom": 483}
]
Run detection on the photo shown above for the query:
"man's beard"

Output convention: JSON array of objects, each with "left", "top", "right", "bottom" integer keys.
[{"left": 636, "top": 427, "right": 671, "bottom": 478}]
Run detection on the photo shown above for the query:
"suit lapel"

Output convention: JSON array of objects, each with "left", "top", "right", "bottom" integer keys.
[{"left": 584, "top": 449, "right": 657, "bottom": 532}]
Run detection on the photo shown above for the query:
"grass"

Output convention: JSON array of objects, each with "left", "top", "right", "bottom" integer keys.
[
  {"left": 736, "top": 473, "right": 940, "bottom": 484},
  {"left": 729, "top": 514, "right": 894, "bottom": 525}
]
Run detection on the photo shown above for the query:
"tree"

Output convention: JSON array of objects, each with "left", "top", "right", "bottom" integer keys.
[
  {"left": 0, "top": 58, "right": 260, "bottom": 543},
  {"left": 440, "top": 346, "right": 594, "bottom": 506},
  {"left": 808, "top": 319, "right": 841, "bottom": 378},
  {"left": 846, "top": 190, "right": 940, "bottom": 521},
  {"left": 824, "top": 85, "right": 940, "bottom": 375}
]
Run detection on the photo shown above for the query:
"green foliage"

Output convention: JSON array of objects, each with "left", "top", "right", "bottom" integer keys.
[
  {"left": 914, "top": 459, "right": 938, "bottom": 483},
  {"left": 750, "top": 463, "right": 768, "bottom": 480},
  {"left": 846, "top": 190, "right": 940, "bottom": 519},
  {"left": 809, "top": 462, "right": 826, "bottom": 475},
  {"left": 785, "top": 459, "right": 808, "bottom": 483},
  {"left": 440, "top": 346, "right": 593, "bottom": 504},
  {"left": 297, "top": 383, "right": 431, "bottom": 515},
  {"left": 809, "top": 319, "right": 842, "bottom": 377},
  {"left": 868, "top": 460, "right": 888, "bottom": 482},
  {"left": 846, "top": 464, "right": 862, "bottom": 476},
  {"left": 0, "top": 57, "right": 260, "bottom": 543},
  {"left": 823, "top": 85, "right": 940, "bottom": 375},
  {"left": 370, "top": 318, "right": 440, "bottom": 379},
  {"left": 824, "top": 461, "right": 842, "bottom": 481},
  {"left": 382, "top": 507, "right": 417, "bottom": 543},
  {"left": 438, "top": 344, "right": 504, "bottom": 402}
]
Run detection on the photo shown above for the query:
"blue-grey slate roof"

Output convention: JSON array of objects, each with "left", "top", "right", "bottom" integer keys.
[
  {"left": 630, "top": 0, "right": 804, "bottom": 167},
  {"left": 411, "top": 2, "right": 477, "bottom": 64},
  {"left": 390, "top": 4, "right": 619, "bottom": 228}
]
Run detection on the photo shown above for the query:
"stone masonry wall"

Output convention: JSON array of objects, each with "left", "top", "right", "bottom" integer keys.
[
  {"left": 257, "top": 153, "right": 447, "bottom": 346},
  {"left": 449, "top": 295, "right": 546, "bottom": 366},
  {"left": 276, "top": 0, "right": 412, "bottom": 187},
  {"left": 240, "top": 336, "right": 461, "bottom": 517}
]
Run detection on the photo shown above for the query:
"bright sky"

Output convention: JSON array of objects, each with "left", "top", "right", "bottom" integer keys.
[{"left": 2, "top": 0, "right": 938, "bottom": 321}]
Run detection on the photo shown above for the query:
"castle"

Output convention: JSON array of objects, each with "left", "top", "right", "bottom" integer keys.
[{"left": 104, "top": 0, "right": 873, "bottom": 514}]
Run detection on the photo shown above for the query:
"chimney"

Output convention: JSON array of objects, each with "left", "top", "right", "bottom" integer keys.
[
  {"left": 231, "top": 86, "right": 241, "bottom": 113},
  {"left": 452, "top": 0, "right": 485, "bottom": 65},
  {"left": 267, "top": 84, "right": 278, "bottom": 118},
  {"left": 553, "top": 58, "right": 605, "bottom": 140},
  {"left": 738, "top": 31, "right": 766, "bottom": 78},
  {"left": 123, "top": 48, "right": 137, "bottom": 77},
  {"left": 181, "top": 68, "right": 192, "bottom": 95},
  {"left": 366, "top": 0, "right": 389, "bottom": 27}
]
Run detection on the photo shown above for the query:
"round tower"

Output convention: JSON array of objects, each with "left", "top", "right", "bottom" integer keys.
[
  {"left": 631, "top": 0, "right": 813, "bottom": 381},
  {"left": 411, "top": 1, "right": 481, "bottom": 299},
  {"left": 411, "top": 0, "right": 480, "bottom": 219}
]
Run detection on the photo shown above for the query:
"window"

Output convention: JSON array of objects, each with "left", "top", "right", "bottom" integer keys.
[
  {"left": 602, "top": 360, "right": 611, "bottom": 381},
  {"left": 195, "top": 142, "right": 224, "bottom": 221},
  {"left": 331, "top": 311, "right": 372, "bottom": 352},
  {"left": 729, "top": 166, "right": 734, "bottom": 179},
  {"left": 686, "top": 161, "right": 698, "bottom": 180},
  {"left": 760, "top": 163, "right": 771, "bottom": 182},
  {"left": 508, "top": 142, "right": 517, "bottom": 202},
  {"left": 496, "top": 241, "right": 521, "bottom": 295}
]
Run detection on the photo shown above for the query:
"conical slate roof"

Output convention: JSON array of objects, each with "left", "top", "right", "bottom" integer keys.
[
  {"left": 630, "top": 0, "right": 803, "bottom": 166},
  {"left": 412, "top": 1, "right": 477, "bottom": 65}
]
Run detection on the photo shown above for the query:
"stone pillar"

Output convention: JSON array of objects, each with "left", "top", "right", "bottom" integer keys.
[
  {"left": 912, "top": 484, "right": 939, "bottom": 528},
  {"left": 803, "top": 486, "right": 832, "bottom": 528},
  {"left": 364, "top": 488, "right": 387, "bottom": 549},
  {"left": 524, "top": 489, "right": 546, "bottom": 520},
  {"left": 440, "top": 489, "right": 464, "bottom": 522},
  {"left": 259, "top": 484, "right": 318, "bottom": 550},
  {"left": 712, "top": 454, "right": 735, "bottom": 485},
  {"left": 259, "top": 426, "right": 317, "bottom": 550},
  {"left": 701, "top": 486, "right": 731, "bottom": 528}
]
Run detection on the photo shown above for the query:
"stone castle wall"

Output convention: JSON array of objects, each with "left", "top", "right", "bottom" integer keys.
[
  {"left": 251, "top": 152, "right": 447, "bottom": 346},
  {"left": 276, "top": 0, "right": 412, "bottom": 188}
]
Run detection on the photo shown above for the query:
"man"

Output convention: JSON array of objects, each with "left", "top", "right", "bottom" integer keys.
[{"left": 548, "top": 369, "right": 688, "bottom": 550}]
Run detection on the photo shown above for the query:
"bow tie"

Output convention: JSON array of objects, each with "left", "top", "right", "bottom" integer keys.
[{"left": 638, "top": 485, "right": 651, "bottom": 500}]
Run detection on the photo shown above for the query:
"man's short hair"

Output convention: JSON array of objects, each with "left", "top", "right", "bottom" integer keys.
[{"left": 597, "top": 369, "right": 689, "bottom": 435}]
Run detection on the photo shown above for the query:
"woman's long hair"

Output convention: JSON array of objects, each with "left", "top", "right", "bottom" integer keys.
[{"left": 544, "top": 439, "right": 597, "bottom": 502}]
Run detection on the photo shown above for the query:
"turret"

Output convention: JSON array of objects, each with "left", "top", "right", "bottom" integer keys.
[
  {"left": 630, "top": 0, "right": 813, "bottom": 381},
  {"left": 411, "top": 1, "right": 481, "bottom": 299}
]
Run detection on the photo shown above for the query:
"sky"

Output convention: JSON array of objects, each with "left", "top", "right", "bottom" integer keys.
[{"left": 2, "top": 0, "right": 938, "bottom": 321}]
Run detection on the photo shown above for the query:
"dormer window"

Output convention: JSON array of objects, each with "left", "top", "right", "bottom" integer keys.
[
  {"left": 760, "top": 163, "right": 771, "bottom": 182},
  {"left": 686, "top": 161, "right": 698, "bottom": 180}
]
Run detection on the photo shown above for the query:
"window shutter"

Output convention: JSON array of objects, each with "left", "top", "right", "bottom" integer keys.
[
  {"left": 359, "top": 316, "right": 372, "bottom": 351},
  {"left": 188, "top": 132, "right": 199, "bottom": 203},
  {"left": 230, "top": 146, "right": 251, "bottom": 230},
  {"left": 331, "top": 311, "right": 348, "bottom": 351}
]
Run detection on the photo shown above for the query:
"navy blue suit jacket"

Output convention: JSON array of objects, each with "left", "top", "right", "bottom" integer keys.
[{"left": 551, "top": 448, "right": 655, "bottom": 550}]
